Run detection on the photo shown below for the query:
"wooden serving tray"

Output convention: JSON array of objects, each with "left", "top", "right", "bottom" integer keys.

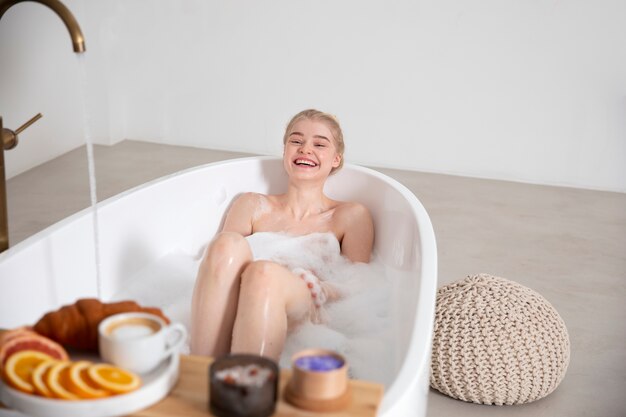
[
  {"left": 0, "top": 326, "right": 383, "bottom": 417},
  {"left": 131, "top": 355, "right": 384, "bottom": 417}
]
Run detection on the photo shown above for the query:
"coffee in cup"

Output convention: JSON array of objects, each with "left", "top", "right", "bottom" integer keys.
[{"left": 98, "top": 312, "right": 187, "bottom": 374}]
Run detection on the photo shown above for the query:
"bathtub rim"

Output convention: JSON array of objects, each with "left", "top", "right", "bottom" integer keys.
[
  {"left": 362, "top": 164, "right": 437, "bottom": 414},
  {"left": 0, "top": 156, "right": 437, "bottom": 415}
]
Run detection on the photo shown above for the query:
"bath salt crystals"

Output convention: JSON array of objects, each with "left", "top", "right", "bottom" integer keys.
[
  {"left": 285, "top": 349, "right": 351, "bottom": 412},
  {"left": 215, "top": 364, "right": 274, "bottom": 387},
  {"left": 295, "top": 355, "right": 344, "bottom": 372},
  {"left": 210, "top": 355, "right": 279, "bottom": 417}
]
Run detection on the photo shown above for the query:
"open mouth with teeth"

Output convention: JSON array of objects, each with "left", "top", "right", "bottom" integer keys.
[{"left": 293, "top": 158, "right": 318, "bottom": 168}]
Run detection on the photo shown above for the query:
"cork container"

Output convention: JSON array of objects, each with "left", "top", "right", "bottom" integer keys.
[{"left": 284, "top": 348, "right": 352, "bottom": 412}]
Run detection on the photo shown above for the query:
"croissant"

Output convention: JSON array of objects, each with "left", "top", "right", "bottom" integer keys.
[{"left": 33, "top": 298, "right": 170, "bottom": 351}]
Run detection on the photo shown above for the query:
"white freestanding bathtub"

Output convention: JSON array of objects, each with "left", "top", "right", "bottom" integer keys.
[{"left": 0, "top": 157, "right": 437, "bottom": 416}]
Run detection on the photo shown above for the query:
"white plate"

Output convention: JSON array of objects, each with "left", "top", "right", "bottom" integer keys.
[{"left": 0, "top": 354, "right": 179, "bottom": 417}]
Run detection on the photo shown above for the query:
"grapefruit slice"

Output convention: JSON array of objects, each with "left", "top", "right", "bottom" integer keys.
[
  {"left": 0, "top": 327, "right": 37, "bottom": 348},
  {"left": 0, "top": 333, "right": 68, "bottom": 369}
]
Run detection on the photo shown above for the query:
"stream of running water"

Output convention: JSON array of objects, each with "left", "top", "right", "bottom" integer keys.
[{"left": 76, "top": 54, "right": 103, "bottom": 299}]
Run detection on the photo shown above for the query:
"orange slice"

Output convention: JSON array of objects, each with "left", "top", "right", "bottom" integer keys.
[
  {"left": 46, "top": 361, "right": 80, "bottom": 400},
  {"left": 87, "top": 363, "right": 141, "bottom": 394},
  {"left": 31, "top": 359, "right": 58, "bottom": 398},
  {"left": 67, "top": 361, "right": 109, "bottom": 399},
  {"left": 2, "top": 350, "right": 53, "bottom": 393}
]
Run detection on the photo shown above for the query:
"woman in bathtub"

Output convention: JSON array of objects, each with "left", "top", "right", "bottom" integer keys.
[{"left": 190, "top": 109, "right": 374, "bottom": 360}]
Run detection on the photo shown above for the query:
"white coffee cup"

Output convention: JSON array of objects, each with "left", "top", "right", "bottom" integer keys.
[{"left": 98, "top": 312, "right": 187, "bottom": 374}]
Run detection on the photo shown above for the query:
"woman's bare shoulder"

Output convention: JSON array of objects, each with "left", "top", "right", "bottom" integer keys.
[
  {"left": 230, "top": 192, "right": 275, "bottom": 211},
  {"left": 333, "top": 201, "right": 374, "bottom": 263},
  {"left": 223, "top": 192, "right": 268, "bottom": 234},
  {"left": 234, "top": 192, "right": 264, "bottom": 203},
  {"left": 334, "top": 201, "right": 372, "bottom": 222},
  {"left": 235, "top": 192, "right": 281, "bottom": 204},
  {"left": 333, "top": 201, "right": 374, "bottom": 236}
]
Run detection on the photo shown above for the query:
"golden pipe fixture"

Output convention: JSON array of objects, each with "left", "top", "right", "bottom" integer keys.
[
  {"left": 0, "top": 0, "right": 86, "bottom": 253},
  {"left": 2, "top": 113, "right": 42, "bottom": 150},
  {"left": 0, "top": 0, "right": 86, "bottom": 52}
]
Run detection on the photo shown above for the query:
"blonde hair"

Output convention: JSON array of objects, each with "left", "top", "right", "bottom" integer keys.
[{"left": 283, "top": 109, "right": 345, "bottom": 174}]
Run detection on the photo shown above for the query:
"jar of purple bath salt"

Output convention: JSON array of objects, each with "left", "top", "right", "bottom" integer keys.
[
  {"left": 294, "top": 354, "right": 344, "bottom": 372},
  {"left": 285, "top": 349, "right": 351, "bottom": 412}
]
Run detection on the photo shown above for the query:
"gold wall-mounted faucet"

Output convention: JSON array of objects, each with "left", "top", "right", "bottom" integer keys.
[
  {"left": 0, "top": 0, "right": 86, "bottom": 253},
  {"left": 0, "top": 0, "right": 86, "bottom": 52}
]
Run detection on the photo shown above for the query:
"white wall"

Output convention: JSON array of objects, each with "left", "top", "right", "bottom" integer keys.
[
  {"left": 1, "top": 0, "right": 625, "bottom": 192},
  {"left": 1, "top": 1, "right": 81, "bottom": 177}
]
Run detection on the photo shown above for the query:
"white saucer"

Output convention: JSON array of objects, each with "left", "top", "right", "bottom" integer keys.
[{"left": 0, "top": 354, "right": 179, "bottom": 417}]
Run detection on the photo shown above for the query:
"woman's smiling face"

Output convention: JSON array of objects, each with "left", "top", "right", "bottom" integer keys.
[{"left": 283, "top": 118, "right": 342, "bottom": 181}]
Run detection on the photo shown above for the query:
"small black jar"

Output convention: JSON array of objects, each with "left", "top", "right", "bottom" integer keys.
[{"left": 209, "top": 354, "right": 279, "bottom": 417}]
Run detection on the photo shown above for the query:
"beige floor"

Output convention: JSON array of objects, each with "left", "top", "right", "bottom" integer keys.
[{"left": 5, "top": 140, "right": 626, "bottom": 417}]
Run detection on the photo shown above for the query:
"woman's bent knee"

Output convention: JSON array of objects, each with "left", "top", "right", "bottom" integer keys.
[
  {"left": 197, "top": 232, "right": 252, "bottom": 284},
  {"left": 207, "top": 232, "right": 248, "bottom": 256},
  {"left": 202, "top": 232, "right": 250, "bottom": 264}
]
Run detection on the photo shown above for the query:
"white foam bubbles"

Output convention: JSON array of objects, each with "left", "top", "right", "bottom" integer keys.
[{"left": 111, "top": 232, "right": 395, "bottom": 385}]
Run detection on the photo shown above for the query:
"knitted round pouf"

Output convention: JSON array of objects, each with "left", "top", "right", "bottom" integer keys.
[{"left": 430, "top": 274, "right": 570, "bottom": 405}]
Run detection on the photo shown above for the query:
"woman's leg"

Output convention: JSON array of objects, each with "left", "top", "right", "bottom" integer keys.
[
  {"left": 190, "top": 232, "right": 252, "bottom": 357},
  {"left": 230, "top": 261, "right": 312, "bottom": 360}
]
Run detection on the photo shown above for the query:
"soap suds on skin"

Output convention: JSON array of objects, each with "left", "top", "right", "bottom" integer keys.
[{"left": 113, "top": 232, "right": 393, "bottom": 385}]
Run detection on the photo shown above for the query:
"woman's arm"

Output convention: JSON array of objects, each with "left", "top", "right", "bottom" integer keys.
[
  {"left": 338, "top": 203, "right": 374, "bottom": 263},
  {"left": 221, "top": 193, "right": 259, "bottom": 236}
]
